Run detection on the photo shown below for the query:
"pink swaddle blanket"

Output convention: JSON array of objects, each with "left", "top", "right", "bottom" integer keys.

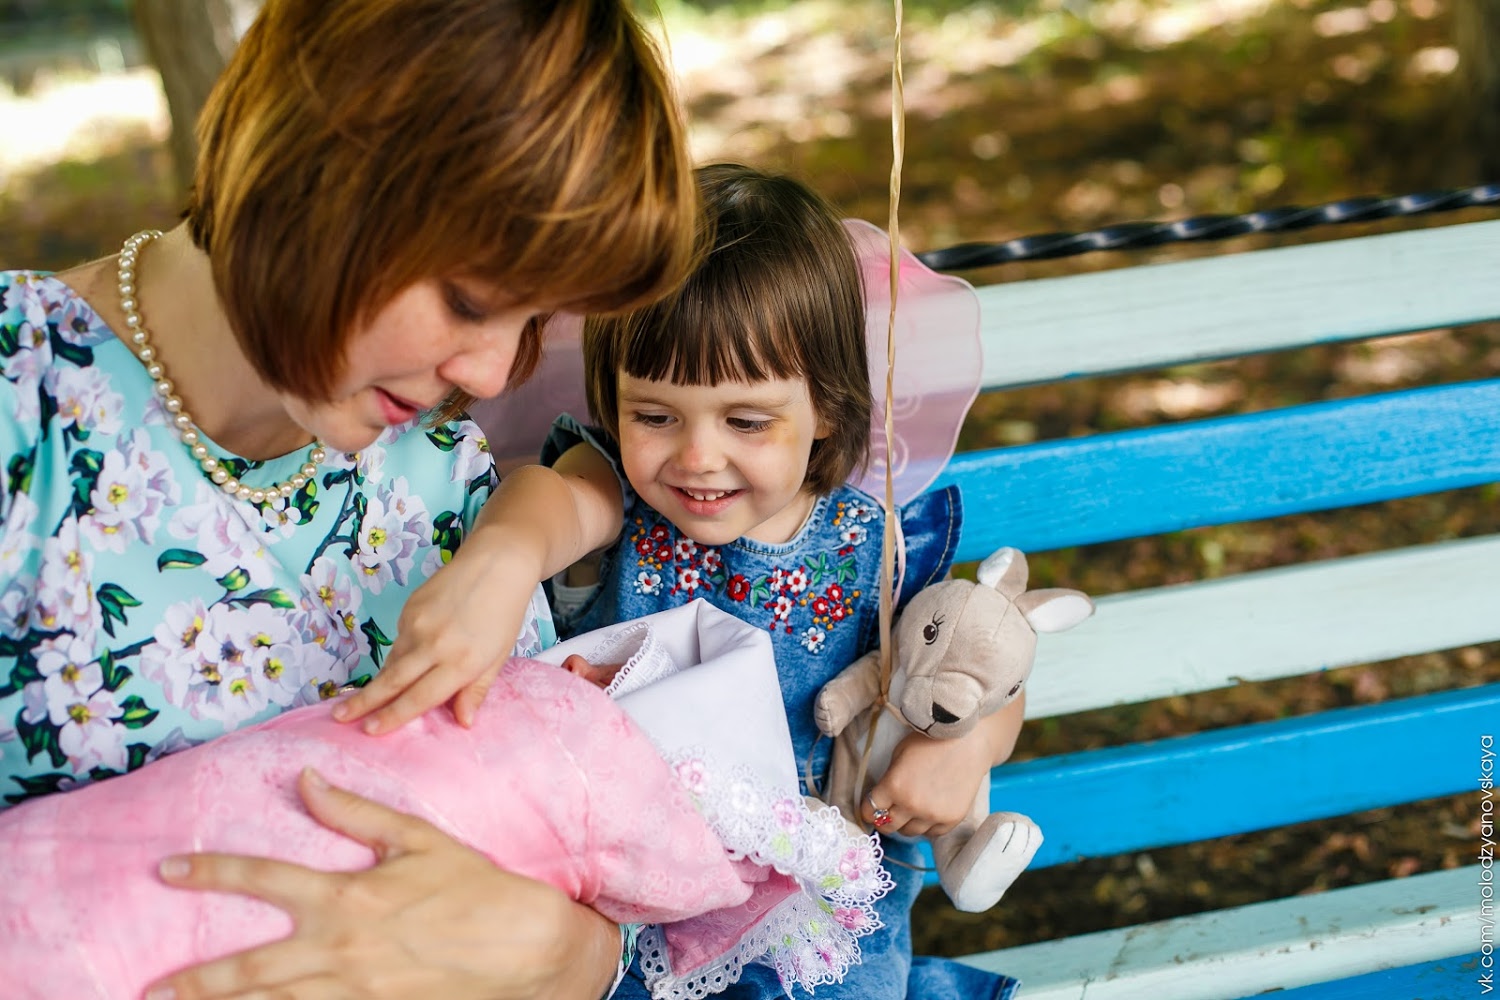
[{"left": 0, "top": 601, "right": 888, "bottom": 1000}]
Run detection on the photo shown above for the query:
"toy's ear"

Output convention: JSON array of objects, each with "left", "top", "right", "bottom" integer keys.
[
  {"left": 1015, "top": 589, "right": 1095, "bottom": 633},
  {"left": 976, "top": 546, "right": 1028, "bottom": 598}
]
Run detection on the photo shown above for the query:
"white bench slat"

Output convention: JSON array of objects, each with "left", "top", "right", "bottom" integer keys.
[
  {"left": 974, "top": 218, "right": 1500, "bottom": 390},
  {"left": 958, "top": 865, "right": 1479, "bottom": 1000},
  {"left": 1024, "top": 534, "right": 1500, "bottom": 720}
]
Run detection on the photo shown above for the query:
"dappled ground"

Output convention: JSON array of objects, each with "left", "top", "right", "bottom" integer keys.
[{"left": 1, "top": 0, "right": 1496, "bottom": 959}]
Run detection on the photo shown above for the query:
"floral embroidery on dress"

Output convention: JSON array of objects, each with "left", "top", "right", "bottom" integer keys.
[
  {"left": 622, "top": 503, "right": 867, "bottom": 652},
  {"left": 627, "top": 521, "right": 728, "bottom": 599}
]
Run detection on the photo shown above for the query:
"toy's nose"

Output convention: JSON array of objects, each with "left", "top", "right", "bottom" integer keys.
[{"left": 931, "top": 702, "right": 961, "bottom": 725}]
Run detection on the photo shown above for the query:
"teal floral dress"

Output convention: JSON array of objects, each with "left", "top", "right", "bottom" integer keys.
[{"left": 0, "top": 271, "right": 554, "bottom": 808}]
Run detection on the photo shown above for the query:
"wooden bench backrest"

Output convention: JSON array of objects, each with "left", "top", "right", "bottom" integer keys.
[{"left": 927, "top": 217, "right": 1499, "bottom": 997}]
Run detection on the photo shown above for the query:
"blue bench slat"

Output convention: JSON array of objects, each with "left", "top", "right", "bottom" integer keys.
[
  {"left": 980, "top": 682, "right": 1500, "bottom": 869},
  {"left": 935, "top": 379, "right": 1500, "bottom": 560},
  {"left": 1229, "top": 952, "right": 1484, "bottom": 1000}
]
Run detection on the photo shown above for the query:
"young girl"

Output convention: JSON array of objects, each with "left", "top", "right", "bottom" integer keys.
[{"left": 343, "top": 163, "right": 1024, "bottom": 1000}]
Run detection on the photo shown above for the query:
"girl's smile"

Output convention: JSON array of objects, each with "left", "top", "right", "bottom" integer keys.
[{"left": 671, "top": 486, "right": 744, "bottom": 516}]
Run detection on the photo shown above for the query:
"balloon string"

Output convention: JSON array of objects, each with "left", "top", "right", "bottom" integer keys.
[{"left": 855, "top": 0, "right": 905, "bottom": 822}]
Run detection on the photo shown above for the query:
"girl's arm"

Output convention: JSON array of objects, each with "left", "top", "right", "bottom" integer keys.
[
  {"left": 337, "top": 444, "right": 624, "bottom": 733},
  {"left": 860, "top": 692, "right": 1026, "bottom": 839}
]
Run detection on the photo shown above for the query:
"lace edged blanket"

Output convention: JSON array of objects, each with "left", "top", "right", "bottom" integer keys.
[
  {"left": 641, "top": 749, "right": 893, "bottom": 998},
  {"left": 537, "top": 600, "right": 897, "bottom": 997}
]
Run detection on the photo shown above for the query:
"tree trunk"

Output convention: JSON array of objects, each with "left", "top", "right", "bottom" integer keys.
[
  {"left": 132, "top": 0, "right": 240, "bottom": 194},
  {"left": 1455, "top": 0, "right": 1500, "bottom": 180}
]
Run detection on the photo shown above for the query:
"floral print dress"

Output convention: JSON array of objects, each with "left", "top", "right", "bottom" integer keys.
[{"left": 0, "top": 272, "right": 553, "bottom": 808}]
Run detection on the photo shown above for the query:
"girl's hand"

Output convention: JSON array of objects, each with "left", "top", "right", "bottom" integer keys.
[
  {"left": 333, "top": 537, "right": 541, "bottom": 734},
  {"left": 860, "top": 695, "right": 1025, "bottom": 838},
  {"left": 146, "top": 769, "right": 620, "bottom": 1000}
]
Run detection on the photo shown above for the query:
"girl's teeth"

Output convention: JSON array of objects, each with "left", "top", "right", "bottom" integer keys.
[{"left": 685, "top": 489, "right": 730, "bottom": 501}]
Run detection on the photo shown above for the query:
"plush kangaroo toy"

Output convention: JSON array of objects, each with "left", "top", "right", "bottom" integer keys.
[{"left": 813, "top": 546, "right": 1094, "bottom": 912}]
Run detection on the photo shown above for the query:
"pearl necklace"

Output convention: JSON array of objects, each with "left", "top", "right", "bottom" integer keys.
[{"left": 117, "top": 230, "right": 326, "bottom": 507}]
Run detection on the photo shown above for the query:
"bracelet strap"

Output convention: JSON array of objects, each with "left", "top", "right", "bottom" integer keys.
[{"left": 600, "top": 923, "right": 641, "bottom": 1000}]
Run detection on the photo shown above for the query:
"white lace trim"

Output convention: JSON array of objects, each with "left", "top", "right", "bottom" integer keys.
[
  {"left": 665, "top": 748, "right": 892, "bottom": 906},
  {"left": 596, "top": 621, "right": 676, "bottom": 699},
  {"left": 637, "top": 891, "right": 880, "bottom": 1000},
  {"left": 637, "top": 748, "right": 894, "bottom": 997}
]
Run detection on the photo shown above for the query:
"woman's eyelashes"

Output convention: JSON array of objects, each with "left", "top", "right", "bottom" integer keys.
[
  {"left": 442, "top": 281, "right": 487, "bottom": 323},
  {"left": 727, "top": 416, "right": 773, "bottom": 433}
]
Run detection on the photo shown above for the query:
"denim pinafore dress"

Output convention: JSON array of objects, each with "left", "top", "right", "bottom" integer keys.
[{"left": 544, "top": 418, "right": 1020, "bottom": 1000}]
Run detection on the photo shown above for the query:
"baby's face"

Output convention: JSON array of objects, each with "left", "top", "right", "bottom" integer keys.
[{"left": 561, "top": 654, "right": 625, "bottom": 688}]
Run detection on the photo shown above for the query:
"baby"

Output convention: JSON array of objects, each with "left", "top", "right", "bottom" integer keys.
[
  {"left": 0, "top": 602, "right": 889, "bottom": 1000},
  {"left": 565, "top": 652, "right": 627, "bottom": 687}
]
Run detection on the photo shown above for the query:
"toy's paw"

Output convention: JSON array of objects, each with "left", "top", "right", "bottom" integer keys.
[
  {"left": 813, "top": 689, "right": 849, "bottom": 737},
  {"left": 945, "top": 812, "right": 1043, "bottom": 913}
]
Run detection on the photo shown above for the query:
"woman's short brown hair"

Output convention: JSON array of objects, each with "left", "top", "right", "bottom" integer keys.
[
  {"left": 187, "top": 0, "right": 696, "bottom": 407},
  {"left": 583, "top": 163, "right": 871, "bottom": 495}
]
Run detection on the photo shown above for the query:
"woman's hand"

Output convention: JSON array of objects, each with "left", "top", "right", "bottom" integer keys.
[
  {"left": 860, "top": 694, "right": 1025, "bottom": 838},
  {"left": 145, "top": 769, "right": 621, "bottom": 1000}
]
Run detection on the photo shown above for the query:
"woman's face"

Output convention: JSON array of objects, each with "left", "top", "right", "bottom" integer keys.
[{"left": 281, "top": 278, "right": 536, "bottom": 454}]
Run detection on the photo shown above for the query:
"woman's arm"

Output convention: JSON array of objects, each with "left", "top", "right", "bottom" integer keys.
[
  {"left": 146, "top": 769, "right": 623, "bottom": 1000},
  {"left": 338, "top": 445, "right": 623, "bottom": 733}
]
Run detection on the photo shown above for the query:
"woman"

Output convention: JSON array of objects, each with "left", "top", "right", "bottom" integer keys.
[{"left": 0, "top": 0, "right": 696, "bottom": 996}]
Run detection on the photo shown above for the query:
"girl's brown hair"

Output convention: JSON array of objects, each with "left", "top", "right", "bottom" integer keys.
[
  {"left": 187, "top": 0, "right": 697, "bottom": 412},
  {"left": 584, "top": 162, "right": 871, "bottom": 495}
]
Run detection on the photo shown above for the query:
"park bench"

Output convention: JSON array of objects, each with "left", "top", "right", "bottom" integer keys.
[{"left": 913, "top": 191, "right": 1500, "bottom": 998}]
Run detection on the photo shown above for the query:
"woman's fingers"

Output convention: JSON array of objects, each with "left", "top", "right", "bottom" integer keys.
[
  {"left": 144, "top": 939, "right": 335, "bottom": 1000},
  {"left": 150, "top": 770, "right": 598, "bottom": 998},
  {"left": 157, "top": 772, "right": 451, "bottom": 903},
  {"left": 156, "top": 847, "right": 339, "bottom": 918},
  {"left": 157, "top": 770, "right": 449, "bottom": 905},
  {"left": 294, "top": 768, "right": 446, "bottom": 858},
  {"left": 451, "top": 663, "right": 503, "bottom": 728}
]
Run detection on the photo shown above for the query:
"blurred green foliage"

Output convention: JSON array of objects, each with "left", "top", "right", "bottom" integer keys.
[{"left": 0, "top": 0, "right": 130, "bottom": 31}]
